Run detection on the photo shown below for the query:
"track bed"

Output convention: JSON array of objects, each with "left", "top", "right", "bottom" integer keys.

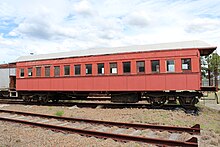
[{"left": 0, "top": 109, "right": 199, "bottom": 146}]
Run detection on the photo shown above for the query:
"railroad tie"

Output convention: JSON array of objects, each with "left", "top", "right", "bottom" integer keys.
[
  {"left": 112, "top": 128, "right": 126, "bottom": 134},
  {"left": 129, "top": 130, "right": 142, "bottom": 136},
  {"left": 56, "top": 122, "right": 70, "bottom": 126},
  {"left": 97, "top": 126, "right": 109, "bottom": 132},
  {"left": 169, "top": 133, "right": 180, "bottom": 140},
  {"left": 37, "top": 119, "right": 50, "bottom": 123}
]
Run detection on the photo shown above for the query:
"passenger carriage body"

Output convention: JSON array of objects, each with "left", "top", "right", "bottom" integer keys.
[
  {"left": 0, "top": 64, "right": 17, "bottom": 98},
  {"left": 14, "top": 40, "right": 217, "bottom": 108}
]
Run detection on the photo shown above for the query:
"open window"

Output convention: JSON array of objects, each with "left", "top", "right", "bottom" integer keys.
[
  {"left": 86, "top": 64, "right": 92, "bottom": 75},
  {"left": 28, "top": 68, "right": 33, "bottom": 77},
  {"left": 136, "top": 61, "right": 145, "bottom": 73},
  {"left": 97, "top": 63, "right": 104, "bottom": 74},
  {"left": 123, "top": 62, "right": 131, "bottom": 73},
  {"left": 74, "top": 65, "right": 81, "bottom": 75},
  {"left": 166, "top": 60, "right": 175, "bottom": 72},
  {"left": 64, "top": 65, "right": 70, "bottom": 76},
  {"left": 181, "top": 58, "right": 191, "bottom": 71},
  {"left": 110, "top": 62, "right": 117, "bottom": 74},
  {"left": 151, "top": 60, "right": 160, "bottom": 73},
  {"left": 20, "top": 68, "right": 24, "bottom": 77}
]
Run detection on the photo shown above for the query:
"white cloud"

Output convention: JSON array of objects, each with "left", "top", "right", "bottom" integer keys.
[
  {"left": 0, "top": 0, "right": 220, "bottom": 64},
  {"left": 185, "top": 18, "right": 220, "bottom": 33},
  {"left": 124, "top": 11, "right": 150, "bottom": 28},
  {"left": 74, "top": 0, "right": 96, "bottom": 17}
]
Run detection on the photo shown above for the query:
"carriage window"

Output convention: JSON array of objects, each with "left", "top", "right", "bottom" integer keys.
[
  {"left": 86, "top": 64, "right": 92, "bottom": 75},
  {"left": 182, "top": 58, "right": 191, "bottom": 70},
  {"left": 54, "top": 66, "right": 60, "bottom": 77},
  {"left": 110, "top": 62, "right": 117, "bottom": 74},
  {"left": 123, "top": 62, "right": 131, "bottom": 73},
  {"left": 28, "top": 68, "right": 33, "bottom": 77},
  {"left": 166, "top": 60, "right": 175, "bottom": 72},
  {"left": 64, "top": 65, "right": 70, "bottom": 76},
  {"left": 151, "top": 60, "right": 160, "bottom": 72},
  {"left": 45, "top": 66, "right": 50, "bottom": 77},
  {"left": 137, "top": 61, "right": 145, "bottom": 73},
  {"left": 74, "top": 65, "right": 81, "bottom": 75},
  {"left": 97, "top": 63, "right": 104, "bottom": 74},
  {"left": 36, "top": 67, "right": 41, "bottom": 77},
  {"left": 20, "top": 68, "right": 24, "bottom": 77}
]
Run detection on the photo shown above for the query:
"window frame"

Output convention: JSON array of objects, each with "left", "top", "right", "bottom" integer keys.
[
  {"left": 45, "top": 66, "right": 50, "bottom": 77},
  {"left": 123, "top": 61, "right": 131, "bottom": 74},
  {"left": 64, "top": 65, "right": 70, "bottom": 76},
  {"left": 166, "top": 59, "right": 175, "bottom": 72},
  {"left": 20, "top": 68, "right": 24, "bottom": 78},
  {"left": 54, "top": 66, "right": 60, "bottom": 77},
  {"left": 85, "top": 64, "right": 92, "bottom": 75},
  {"left": 181, "top": 58, "right": 192, "bottom": 71},
  {"left": 97, "top": 63, "right": 105, "bottom": 75},
  {"left": 151, "top": 60, "right": 160, "bottom": 73},
  {"left": 36, "top": 67, "right": 41, "bottom": 77},
  {"left": 28, "top": 68, "right": 33, "bottom": 77},
  {"left": 74, "top": 64, "right": 81, "bottom": 76},
  {"left": 110, "top": 62, "right": 118, "bottom": 74},
  {"left": 136, "top": 61, "right": 145, "bottom": 73}
]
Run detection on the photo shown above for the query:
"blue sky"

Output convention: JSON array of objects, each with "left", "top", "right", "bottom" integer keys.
[{"left": 0, "top": 0, "right": 220, "bottom": 63}]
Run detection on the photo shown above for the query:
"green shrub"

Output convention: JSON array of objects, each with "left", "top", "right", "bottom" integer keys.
[{"left": 55, "top": 110, "right": 64, "bottom": 117}]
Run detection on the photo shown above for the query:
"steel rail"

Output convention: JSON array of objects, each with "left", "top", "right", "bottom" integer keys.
[
  {"left": 0, "top": 115, "right": 198, "bottom": 147},
  {"left": 0, "top": 100, "right": 185, "bottom": 109},
  {"left": 0, "top": 109, "right": 200, "bottom": 134}
]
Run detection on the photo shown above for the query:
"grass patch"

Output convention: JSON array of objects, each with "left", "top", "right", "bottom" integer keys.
[
  {"left": 197, "top": 104, "right": 220, "bottom": 134},
  {"left": 55, "top": 110, "right": 64, "bottom": 117}
]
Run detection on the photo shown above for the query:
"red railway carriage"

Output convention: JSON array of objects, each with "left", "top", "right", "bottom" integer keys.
[{"left": 15, "top": 40, "right": 217, "bottom": 108}]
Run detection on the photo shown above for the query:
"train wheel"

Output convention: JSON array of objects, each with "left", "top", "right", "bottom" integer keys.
[
  {"left": 178, "top": 97, "right": 198, "bottom": 109},
  {"left": 149, "top": 97, "right": 166, "bottom": 108},
  {"left": 39, "top": 95, "right": 49, "bottom": 104},
  {"left": 52, "top": 98, "right": 59, "bottom": 103},
  {"left": 22, "top": 95, "right": 31, "bottom": 103}
]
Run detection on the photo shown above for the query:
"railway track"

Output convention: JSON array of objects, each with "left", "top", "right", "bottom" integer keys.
[
  {"left": 0, "top": 99, "right": 186, "bottom": 109},
  {"left": 0, "top": 99, "right": 199, "bottom": 115},
  {"left": 0, "top": 109, "right": 199, "bottom": 146}
]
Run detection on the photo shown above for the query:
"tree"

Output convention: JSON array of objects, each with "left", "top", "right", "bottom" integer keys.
[
  {"left": 207, "top": 53, "right": 220, "bottom": 74},
  {"left": 206, "top": 53, "right": 220, "bottom": 88}
]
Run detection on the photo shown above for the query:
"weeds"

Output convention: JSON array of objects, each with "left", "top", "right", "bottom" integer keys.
[{"left": 55, "top": 110, "right": 64, "bottom": 117}]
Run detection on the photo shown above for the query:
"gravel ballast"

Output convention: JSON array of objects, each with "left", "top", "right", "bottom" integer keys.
[{"left": 0, "top": 103, "right": 219, "bottom": 147}]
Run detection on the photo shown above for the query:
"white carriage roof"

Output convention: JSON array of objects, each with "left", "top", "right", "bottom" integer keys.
[{"left": 16, "top": 40, "right": 216, "bottom": 62}]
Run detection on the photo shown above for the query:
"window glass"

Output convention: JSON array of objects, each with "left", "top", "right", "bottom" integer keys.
[
  {"left": 36, "top": 67, "right": 41, "bottom": 77},
  {"left": 110, "top": 63, "right": 117, "bottom": 74},
  {"left": 28, "top": 68, "right": 33, "bottom": 77},
  {"left": 20, "top": 68, "right": 24, "bottom": 77},
  {"left": 136, "top": 61, "right": 145, "bottom": 73},
  {"left": 54, "top": 66, "right": 60, "bottom": 77},
  {"left": 166, "top": 60, "right": 175, "bottom": 72},
  {"left": 123, "top": 62, "right": 131, "bottom": 73},
  {"left": 182, "top": 58, "right": 191, "bottom": 70},
  {"left": 97, "top": 63, "right": 104, "bottom": 74},
  {"left": 151, "top": 60, "right": 160, "bottom": 72},
  {"left": 74, "top": 65, "right": 81, "bottom": 75},
  {"left": 45, "top": 66, "right": 50, "bottom": 77},
  {"left": 86, "top": 64, "right": 92, "bottom": 75},
  {"left": 64, "top": 65, "right": 70, "bottom": 76}
]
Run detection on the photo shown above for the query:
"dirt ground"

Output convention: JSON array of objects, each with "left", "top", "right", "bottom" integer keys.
[{"left": 0, "top": 100, "right": 219, "bottom": 147}]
